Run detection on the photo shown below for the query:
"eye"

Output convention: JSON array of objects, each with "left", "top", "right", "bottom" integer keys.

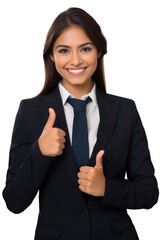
[
  {"left": 81, "top": 47, "right": 92, "bottom": 52},
  {"left": 58, "top": 48, "right": 70, "bottom": 54}
]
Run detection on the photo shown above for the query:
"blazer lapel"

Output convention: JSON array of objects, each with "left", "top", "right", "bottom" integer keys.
[
  {"left": 89, "top": 88, "right": 120, "bottom": 166},
  {"left": 39, "top": 88, "right": 80, "bottom": 180},
  {"left": 39, "top": 88, "right": 67, "bottom": 130}
]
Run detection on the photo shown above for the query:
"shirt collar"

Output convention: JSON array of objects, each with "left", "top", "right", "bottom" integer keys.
[{"left": 58, "top": 82, "right": 98, "bottom": 106}]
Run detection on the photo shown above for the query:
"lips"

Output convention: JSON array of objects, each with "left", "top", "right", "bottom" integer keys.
[{"left": 67, "top": 68, "right": 86, "bottom": 75}]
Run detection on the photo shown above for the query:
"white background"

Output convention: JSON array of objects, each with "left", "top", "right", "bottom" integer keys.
[{"left": 0, "top": 0, "right": 160, "bottom": 239}]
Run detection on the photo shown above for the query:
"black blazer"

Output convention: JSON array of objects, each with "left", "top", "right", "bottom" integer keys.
[{"left": 3, "top": 87, "right": 159, "bottom": 240}]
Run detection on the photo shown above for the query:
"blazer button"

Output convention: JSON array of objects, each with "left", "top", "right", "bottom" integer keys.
[{"left": 81, "top": 210, "right": 89, "bottom": 218}]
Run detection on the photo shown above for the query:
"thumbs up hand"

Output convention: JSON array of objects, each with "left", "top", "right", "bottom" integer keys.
[
  {"left": 77, "top": 150, "right": 106, "bottom": 197},
  {"left": 38, "top": 108, "right": 66, "bottom": 157}
]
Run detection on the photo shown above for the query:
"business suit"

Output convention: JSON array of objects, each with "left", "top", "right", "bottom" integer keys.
[{"left": 3, "top": 86, "right": 159, "bottom": 240}]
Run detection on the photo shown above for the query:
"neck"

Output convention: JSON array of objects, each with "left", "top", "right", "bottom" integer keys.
[{"left": 61, "top": 81, "right": 94, "bottom": 99}]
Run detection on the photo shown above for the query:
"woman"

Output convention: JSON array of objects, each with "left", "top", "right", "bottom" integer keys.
[{"left": 3, "top": 7, "right": 159, "bottom": 240}]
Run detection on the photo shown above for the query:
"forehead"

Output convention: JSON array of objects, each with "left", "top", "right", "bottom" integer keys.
[{"left": 54, "top": 25, "right": 92, "bottom": 46}]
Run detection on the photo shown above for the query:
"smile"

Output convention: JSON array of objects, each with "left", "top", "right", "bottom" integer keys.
[{"left": 67, "top": 68, "right": 86, "bottom": 74}]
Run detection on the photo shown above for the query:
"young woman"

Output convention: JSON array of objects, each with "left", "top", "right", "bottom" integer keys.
[{"left": 3, "top": 7, "right": 159, "bottom": 240}]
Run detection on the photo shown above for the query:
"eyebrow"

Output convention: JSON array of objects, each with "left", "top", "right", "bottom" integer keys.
[{"left": 55, "top": 42, "right": 94, "bottom": 49}]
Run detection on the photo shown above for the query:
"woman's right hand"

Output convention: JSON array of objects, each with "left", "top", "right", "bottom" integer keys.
[{"left": 38, "top": 108, "right": 66, "bottom": 157}]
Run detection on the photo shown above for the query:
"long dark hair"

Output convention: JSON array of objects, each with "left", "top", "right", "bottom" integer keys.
[{"left": 39, "top": 7, "right": 107, "bottom": 95}]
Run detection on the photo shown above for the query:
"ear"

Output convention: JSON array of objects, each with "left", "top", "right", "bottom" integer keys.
[
  {"left": 97, "top": 52, "right": 101, "bottom": 58},
  {"left": 50, "top": 54, "right": 55, "bottom": 62}
]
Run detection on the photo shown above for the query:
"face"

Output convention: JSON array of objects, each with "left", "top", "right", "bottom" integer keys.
[{"left": 51, "top": 25, "right": 100, "bottom": 97}]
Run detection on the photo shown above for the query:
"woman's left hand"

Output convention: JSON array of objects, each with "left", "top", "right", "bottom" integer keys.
[{"left": 77, "top": 150, "right": 106, "bottom": 197}]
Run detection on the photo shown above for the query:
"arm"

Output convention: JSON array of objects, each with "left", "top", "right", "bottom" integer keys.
[
  {"left": 102, "top": 102, "right": 159, "bottom": 209},
  {"left": 3, "top": 101, "right": 65, "bottom": 213}
]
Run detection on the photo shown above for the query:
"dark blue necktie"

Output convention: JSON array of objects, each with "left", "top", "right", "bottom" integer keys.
[{"left": 67, "top": 96, "right": 91, "bottom": 167}]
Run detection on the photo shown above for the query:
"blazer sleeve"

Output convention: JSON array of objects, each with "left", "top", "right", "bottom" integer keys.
[
  {"left": 2, "top": 100, "right": 53, "bottom": 214},
  {"left": 102, "top": 101, "right": 159, "bottom": 209}
]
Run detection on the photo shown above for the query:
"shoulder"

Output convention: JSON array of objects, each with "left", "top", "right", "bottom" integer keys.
[
  {"left": 107, "top": 93, "right": 138, "bottom": 113},
  {"left": 107, "top": 93, "right": 134, "bottom": 102},
  {"left": 107, "top": 93, "right": 136, "bottom": 108},
  {"left": 97, "top": 88, "right": 136, "bottom": 106},
  {"left": 20, "top": 94, "right": 44, "bottom": 105},
  {"left": 96, "top": 89, "right": 139, "bottom": 120},
  {"left": 17, "top": 95, "right": 44, "bottom": 114},
  {"left": 19, "top": 88, "right": 59, "bottom": 107}
]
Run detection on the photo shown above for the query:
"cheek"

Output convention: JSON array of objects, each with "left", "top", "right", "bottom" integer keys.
[
  {"left": 56, "top": 57, "right": 69, "bottom": 69},
  {"left": 87, "top": 53, "right": 99, "bottom": 66},
  {"left": 54, "top": 57, "right": 65, "bottom": 70},
  {"left": 89, "top": 58, "right": 98, "bottom": 71},
  {"left": 54, "top": 61, "right": 68, "bottom": 78}
]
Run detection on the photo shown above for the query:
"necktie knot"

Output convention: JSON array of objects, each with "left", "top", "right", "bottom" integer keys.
[{"left": 67, "top": 96, "right": 91, "bottom": 113}]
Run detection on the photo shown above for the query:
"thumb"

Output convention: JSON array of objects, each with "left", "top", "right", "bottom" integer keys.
[
  {"left": 45, "top": 108, "right": 56, "bottom": 128},
  {"left": 95, "top": 150, "right": 105, "bottom": 169}
]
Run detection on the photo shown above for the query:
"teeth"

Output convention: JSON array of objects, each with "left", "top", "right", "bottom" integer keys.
[{"left": 68, "top": 68, "right": 84, "bottom": 73}]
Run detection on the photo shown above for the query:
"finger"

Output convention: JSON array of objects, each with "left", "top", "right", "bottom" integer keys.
[
  {"left": 61, "top": 143, "right": 65, "bottom": 150},
  {"left": 79, "top": 185, "right": 86, "bottom": 193},
  {"left": 78, "top": 178, "right": 87, "bottom": 185},
  {"left": 79, "top": 166, "right": 92, "bottom": 173},
  {"left": 77, "top": 171, "right": 88, "bottom": 180},
  {"left": 95, "top": 150, "right": 105, "bottom": 169},
  {"left": 59, "top": 129, "right": 66, "bottom": 137},
  {"left": 45, "top": 108, "right": 56, "bottom": 129},
  {"left": 61, "top": 137, "right": 66, "bottom": 144}
]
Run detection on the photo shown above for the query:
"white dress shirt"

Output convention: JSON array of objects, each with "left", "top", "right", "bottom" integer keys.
[{"left": 58, "top": 82, "right": 100, "bottom": 157}]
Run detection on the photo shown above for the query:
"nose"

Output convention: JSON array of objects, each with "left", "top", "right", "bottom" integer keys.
[{"left": 70, "top": 52, "right": 82, "bottom": 66}]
